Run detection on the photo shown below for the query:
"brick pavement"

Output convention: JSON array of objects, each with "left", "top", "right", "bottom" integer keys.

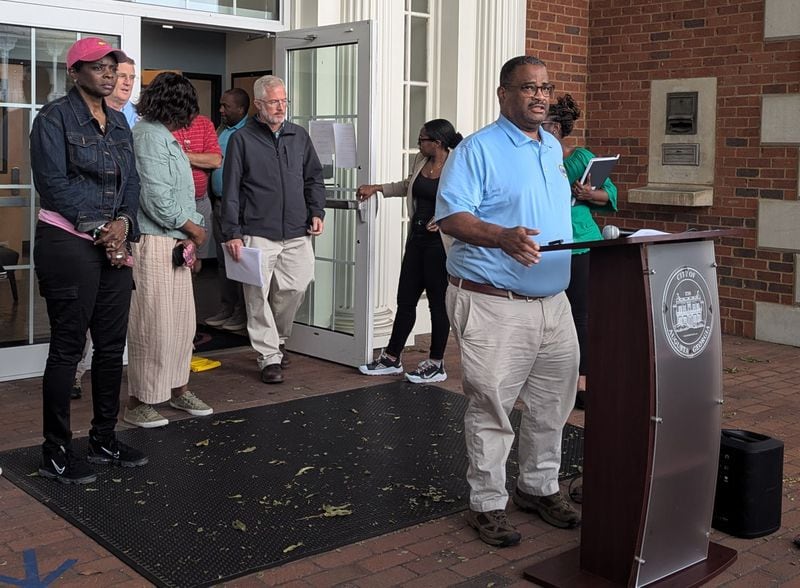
[{"left": 0, "top": 334, "right": 799, "bottom": 587}]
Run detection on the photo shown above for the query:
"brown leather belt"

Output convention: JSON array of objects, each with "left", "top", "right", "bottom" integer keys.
[{"left": 448, "top": 275, "right": 544, "bottom": 301}]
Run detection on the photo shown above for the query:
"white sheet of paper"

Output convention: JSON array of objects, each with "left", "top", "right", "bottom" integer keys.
[
  {"left": 223, "top": 246, "right": 264, "bottom": 287},
  {"left": 309, "top": 120, "right": 335, "bottom": 161},
  {"left": 631, "top": 229, "right": 669, "bottom": 237},
  {"left": 333, "top": 122, "right": 357, "bottom": 168}
]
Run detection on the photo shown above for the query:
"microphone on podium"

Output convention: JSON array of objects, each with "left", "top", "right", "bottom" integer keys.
[{"left": 601, "top": 225, "right": 636, "bottom": 240}]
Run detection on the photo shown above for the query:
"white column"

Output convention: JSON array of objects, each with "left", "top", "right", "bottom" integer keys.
[
  {"left": 337, "top": 0, "right": 407, "bottom": 344},
  {"left": 438, "top": 0, "right": 526, "bottom": 135}
]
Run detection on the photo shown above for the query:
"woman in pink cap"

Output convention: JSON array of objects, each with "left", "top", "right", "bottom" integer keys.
[{"left": 30, "top": 37, "right": 147, "bottom": 484}]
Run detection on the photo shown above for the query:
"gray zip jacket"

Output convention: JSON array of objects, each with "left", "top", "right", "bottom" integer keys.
[{"left": 221, "top": 116, "right": 325, "bottom": 241}]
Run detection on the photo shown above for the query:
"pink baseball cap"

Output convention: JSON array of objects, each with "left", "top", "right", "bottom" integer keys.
[{"left": 66, "top": 37, "right": 128, "bottom": 69}]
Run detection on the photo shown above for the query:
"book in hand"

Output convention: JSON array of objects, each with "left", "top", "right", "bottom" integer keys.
[{"left": 579, "top": 154, "right": 620, "bottom": 189}]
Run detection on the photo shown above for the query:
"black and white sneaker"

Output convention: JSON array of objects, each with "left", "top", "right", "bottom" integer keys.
[
  {"left": 405, "top": 359, "right": 447, "bottom": 384},
  {"left": 87, "top": 434, "right": 149, "bottom": 467},
  {"left": 358, "top": 351, "right": 403, "bottom": 376},
  {"left": 39, "top": 445, "right": 97, "bottom": 484}
]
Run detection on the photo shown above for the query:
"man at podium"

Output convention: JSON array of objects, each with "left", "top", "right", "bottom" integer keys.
[{"left": 436, "top": 55, "right": 580, "bottom": 547}]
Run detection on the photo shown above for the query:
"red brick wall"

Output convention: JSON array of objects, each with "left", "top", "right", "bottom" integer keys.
[
  {"left": 527, "top": 0, "right": 800, "bottom": 338},
  {"left": 526, "top": 0, "right": 590, "bottom": 142}
]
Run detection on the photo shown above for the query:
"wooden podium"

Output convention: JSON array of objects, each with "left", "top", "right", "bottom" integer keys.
[{"left": 525, "top": 231, "right": 738, "bottom": 587}]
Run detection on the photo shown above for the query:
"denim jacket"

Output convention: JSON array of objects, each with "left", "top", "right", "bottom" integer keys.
[{"left": 30, "top": 86, "right": 140, "bottom": 239}]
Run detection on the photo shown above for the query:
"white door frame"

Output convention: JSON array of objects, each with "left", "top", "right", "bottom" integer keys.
[
  {"left": 275, "top": 20, "right": 376, "bottom": 367},
  {"left": 0, "top": 3, "right": 136, "bottom": 381}
]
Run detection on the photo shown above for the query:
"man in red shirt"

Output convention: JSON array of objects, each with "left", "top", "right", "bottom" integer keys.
[{"left": 172, "top": 113, "right": 222, "bottom": 272}]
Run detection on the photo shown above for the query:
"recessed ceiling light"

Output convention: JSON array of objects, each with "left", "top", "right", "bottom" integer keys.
[{"left": 162, "top": 24, "right": 174, "bottom": 29}]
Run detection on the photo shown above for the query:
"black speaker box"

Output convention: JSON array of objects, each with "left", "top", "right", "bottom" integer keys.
[{"left": 712, "top": 429, "right": 783, "bottom": 538}]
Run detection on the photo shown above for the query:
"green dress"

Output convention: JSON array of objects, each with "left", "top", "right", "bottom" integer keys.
[{"left": 563, "top": 147, "right": 618, "bottom": 255}]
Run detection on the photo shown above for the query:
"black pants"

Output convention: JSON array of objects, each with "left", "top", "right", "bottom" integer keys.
[
  {"left": 34, "top": 223, "right": 132, "bottom": 450},
  {"left": 386, "top": 231, "right": 450, "bottom": 360},
  {"left": 565, "top": 252, "right": 590, "bottom": 376}
]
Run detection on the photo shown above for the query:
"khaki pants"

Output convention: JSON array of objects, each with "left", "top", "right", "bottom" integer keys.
[
  {"left": 243, "top": 235, "right": 314, "bottom": 369},
  {"left": 446, "top": 286, "right": 579, "bottom": 512}
]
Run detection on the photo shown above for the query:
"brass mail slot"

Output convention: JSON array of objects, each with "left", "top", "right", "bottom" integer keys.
[{"left": 662, "top": 143, "right": 699, "bottom": 166}]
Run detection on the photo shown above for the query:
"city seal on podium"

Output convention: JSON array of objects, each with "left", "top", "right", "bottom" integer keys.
[{"left": 662, "top": 265, "right": 713, "bottom": 359}]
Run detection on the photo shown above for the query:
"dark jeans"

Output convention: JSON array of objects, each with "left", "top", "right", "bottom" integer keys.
[
  {"left": 34, "top": 223, "right": 132, "bottom": 450},
  {"left": 565, "top": 252, "right": 590, "bottom": 376},
  {"left": 386, "top": 231, "right": 450, "bottom": 360},
  {"left": 212, "top": 199, "right": 244, "bottom": 310}
]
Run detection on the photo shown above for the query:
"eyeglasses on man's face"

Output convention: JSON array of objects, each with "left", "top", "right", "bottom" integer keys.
[
  {"left": 260, "top": 98, "right": 290, "bottom": 108},
  {"left": 504, "top": 83, "right": 556, "bottom": 98},
  {"left": 117, "top": 73, "right": 136, "bottom": 82}
]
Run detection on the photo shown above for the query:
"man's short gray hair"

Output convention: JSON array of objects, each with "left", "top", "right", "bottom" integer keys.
[{"left": 253, "top": 75, "right": 285, "bottom": 100}]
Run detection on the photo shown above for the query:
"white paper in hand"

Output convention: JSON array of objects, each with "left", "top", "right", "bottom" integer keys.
[{"left": 223, "top": 246, "right": 264, "bottom": 287}]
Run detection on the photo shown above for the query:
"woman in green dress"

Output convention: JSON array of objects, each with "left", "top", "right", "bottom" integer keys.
[{"left": 542, "top": 94, "right": 618, "bottom": 410}]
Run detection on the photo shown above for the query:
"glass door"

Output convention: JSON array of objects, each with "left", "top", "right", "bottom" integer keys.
[
  {"left": 0, "top": 4, "right": 128, "bottom": 381},
  {"left": 275, "top": 21, "right": 375, "bottom": 367}
]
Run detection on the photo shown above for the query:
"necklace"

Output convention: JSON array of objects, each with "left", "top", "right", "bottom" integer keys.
[{"left": 423, "top": 157, "right": 446, "bottom": 178}]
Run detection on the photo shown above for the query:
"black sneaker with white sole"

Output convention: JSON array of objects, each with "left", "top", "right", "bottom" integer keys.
[
  {"left": 39, "top": 445, "right": 97, "bottom": 484},
  {"left": 358, "top": 351, "right": 403, "bottom": 376},
  {"left": 405, "top": 359, "right": 447, "bottom": 384},
  {"left": 87, "top": 433, "right": 149, "bottom": 467}
]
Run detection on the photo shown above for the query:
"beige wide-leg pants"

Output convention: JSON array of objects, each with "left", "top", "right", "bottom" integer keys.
[{"left": 127, "top": 235, "right": 195, "bottom": 404}]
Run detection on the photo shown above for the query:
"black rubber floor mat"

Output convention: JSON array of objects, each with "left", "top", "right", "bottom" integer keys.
[
  {"left": 192, "top": 323, "right": 249, "bottom": 353},
  {"left": 0, "top": 383, "right": 583, "bottom": 588}
]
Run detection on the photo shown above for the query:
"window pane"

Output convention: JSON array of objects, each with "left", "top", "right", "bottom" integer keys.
[
  {"left": 0, "top": 25, "right": 31, "bottom": 104},
  {"left": 411, "top": 0, "right": 429, "bottom": 13},
  {"left": 35, "top": 29, "right": 77, "bottom": 103},
  {"left": 1, "top": 107, "right": 31, "bottom": 185},
  {"left": 409, "top": 16, "right": 427, "bottom": 82},
  {"left": 407, "top": 85, "right": 426, "bottom": 148}
]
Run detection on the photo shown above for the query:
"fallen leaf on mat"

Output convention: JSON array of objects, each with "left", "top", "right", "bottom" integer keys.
[
  {"left": 227, "top": 494, "right": 243, "bottom": 499},
  {"left": 232, "top": 520, "right": 247, "bottom": 532},
  {"left": 294, "top": 466, "right": 315, "bottom": 477},
  {"left": 283, "top": 542, "right": 303, "bottom": 553},
  {"left": 237, "top": 446, "right": 257, "bottom": 453},
  {"left": 322, "top": 503, "right": 352, "bottom": 517},
  {"left": 299, "top": 503, "right": 353, "bottom": 520},
  {"left": 195, "top": 439, "right": 210, "bottom": 447}
]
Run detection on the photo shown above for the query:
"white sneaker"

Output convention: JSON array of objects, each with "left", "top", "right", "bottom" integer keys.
[
  {"left": 124, "top": 404, "right": 169, "bottom": 428},
  {"left": 221, "top": 309, "right": 247, "bottom": 331},
  {"left": 205, "top": 308, "right": 234, "bottom": 327},
  {"left": 358, "top": 351, "right": 403, "bottom": 376},
  {"left": 169, "top": 391, "right": 213, "bottom": 416},
  {"left": 405, "top": 359, "right": 447, "bottom": 384}
]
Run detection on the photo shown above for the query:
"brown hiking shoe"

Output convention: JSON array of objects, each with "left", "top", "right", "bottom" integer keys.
[
  {"left": 512, "top": 487, "right": 581, "bottom": 529},
  {"left": 465, "top": 509, "right": 521, "bottom": 547}
]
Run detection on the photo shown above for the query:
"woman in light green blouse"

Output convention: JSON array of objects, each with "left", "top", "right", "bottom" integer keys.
[
  {"left": 125, "top": 72, "right": 212, "bottom": 429},
  {"left": 542, "top": 94, "right": 618, "bottom": 410}
]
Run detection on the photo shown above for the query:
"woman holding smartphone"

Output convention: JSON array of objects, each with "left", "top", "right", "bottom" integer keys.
[{"left": 356, "top": 119, "right": 462, "bottom": 384}]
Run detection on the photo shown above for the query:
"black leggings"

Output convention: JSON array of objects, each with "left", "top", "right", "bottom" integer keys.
[
  {"left": 565, "top": 252, "right": 590, "bottom": 376},
  {"left": 385, "top": 231, "right": 450, "bottom": 360}
]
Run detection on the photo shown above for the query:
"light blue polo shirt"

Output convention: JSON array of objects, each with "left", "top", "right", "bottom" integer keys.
[
  {"left": 436, "top": 115, "right": 573, "bottom": 298},
  {"left": 211, "top": 115, "right": 249, "bottom": 198},
  {"left": 121, "top": 101, "right": 138, "bottom": 129}
]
